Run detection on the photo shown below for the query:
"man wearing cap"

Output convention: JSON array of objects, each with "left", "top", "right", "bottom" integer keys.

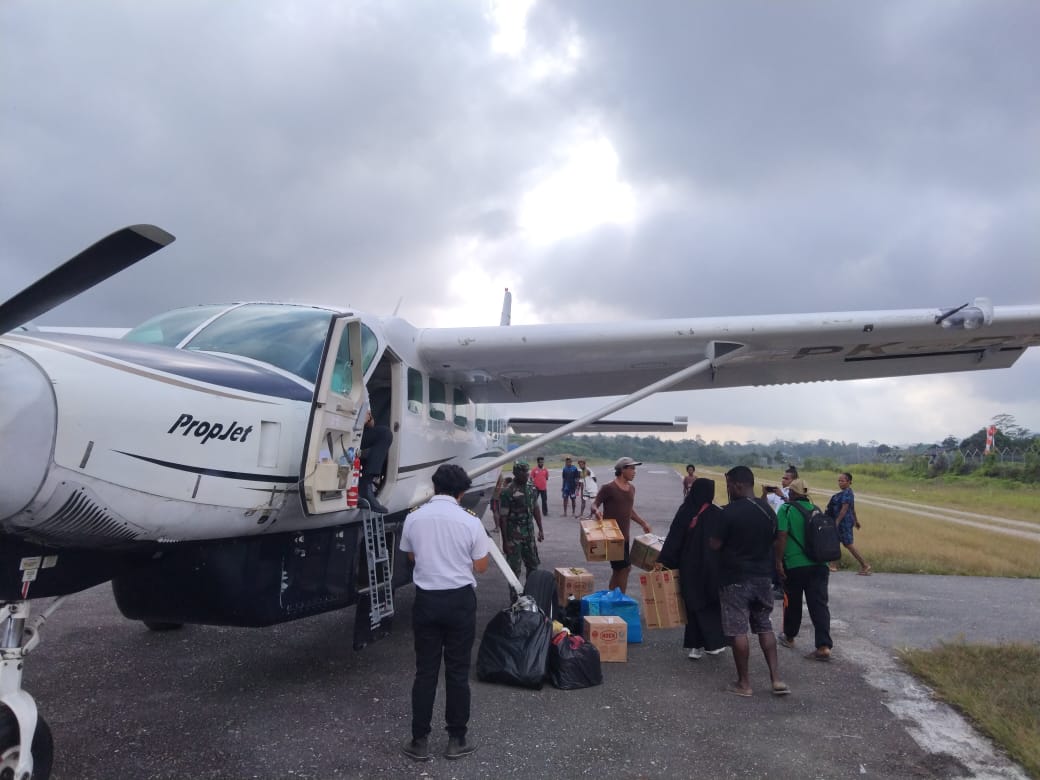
[
  {"left": 774, "top": 479, "right": 833, "bottom": 661},
  {"left": 593, "top": 457, "right": 651, "bottom": 594},
  {"left": 496, "top": 460, "right": 545, "bottom": 578}
]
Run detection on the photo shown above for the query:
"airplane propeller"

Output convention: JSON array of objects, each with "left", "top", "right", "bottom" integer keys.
[{"left": 0, "top": 224, "right": 175, "bottom": 334}]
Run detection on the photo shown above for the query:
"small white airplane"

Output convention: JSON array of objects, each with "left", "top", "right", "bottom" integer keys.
[{"left": 2, "top": 225, "right": 1039, "bottom": 777}]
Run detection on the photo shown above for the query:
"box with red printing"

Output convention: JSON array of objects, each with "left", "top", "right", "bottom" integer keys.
[
  {"left": 583, "top": 615, "right": 628, "bottom": 662},
  {"left": 638, "top": 570, "right": 686, "bottom": 629}
]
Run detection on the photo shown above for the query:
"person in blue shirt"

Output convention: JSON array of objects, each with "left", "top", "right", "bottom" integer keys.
[{"left": 560, "top": 457, "right": 580, "bottom": 517}]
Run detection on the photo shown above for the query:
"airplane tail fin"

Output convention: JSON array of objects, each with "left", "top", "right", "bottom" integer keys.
[{"left": 500, "top": 288, "right": 511, "bottom": 326}]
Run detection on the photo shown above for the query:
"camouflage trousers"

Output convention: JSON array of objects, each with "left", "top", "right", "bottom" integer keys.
[{"left": 504, "top": 522, "right": 540, "bottom": 577}]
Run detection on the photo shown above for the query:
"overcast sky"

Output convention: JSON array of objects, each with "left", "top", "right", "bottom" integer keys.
[{"left": 3, "top": 1, "right": 1039, "bottom": 446}]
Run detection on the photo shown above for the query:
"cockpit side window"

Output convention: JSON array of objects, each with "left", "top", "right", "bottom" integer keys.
[{"left": 123, "top": 305, "right": 231, "bottom": 347}]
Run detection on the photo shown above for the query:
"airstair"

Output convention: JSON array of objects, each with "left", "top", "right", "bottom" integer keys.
[{"left": 353, "top": 506, "right": 395, "bottom": 649}]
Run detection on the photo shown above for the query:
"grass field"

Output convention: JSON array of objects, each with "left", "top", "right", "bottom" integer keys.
[{"left": 901, "top": 642, "right": 1040, "bottom": 778}]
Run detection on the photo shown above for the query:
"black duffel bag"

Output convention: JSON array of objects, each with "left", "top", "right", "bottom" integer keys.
[
  {"left": 548, "top": 632, "right": 603, "bottom": 690},
  {"left": 476, "top": 602, "right": 552, "bottom": 689}
]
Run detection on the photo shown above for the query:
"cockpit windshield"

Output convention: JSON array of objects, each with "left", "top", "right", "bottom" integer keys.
[
  {"left": 124, "top": 303, "right": 380, "bottom": 384},
  {"left": 182, "top": 304, "right": 335, "bottom": 382},
  {"left": 124, "top": 304, "right": 230, "bottom": 347}
]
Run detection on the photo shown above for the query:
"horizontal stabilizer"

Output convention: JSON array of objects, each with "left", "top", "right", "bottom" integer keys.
[{"left": 508, "top": 416, "right": 688, "bottom": 435}]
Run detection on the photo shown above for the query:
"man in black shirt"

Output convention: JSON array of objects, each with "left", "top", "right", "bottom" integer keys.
[{"left": 708, "top": 466, "right": 790, "bottom": 697}]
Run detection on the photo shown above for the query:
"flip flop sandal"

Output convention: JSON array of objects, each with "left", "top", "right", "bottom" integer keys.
[
  {"left": 857, "top": 567, "right": 873, "bottom": 576},
  {"left": 726, "top": 683, "right": 752, "bottom": 697},
  {"left": 771, "top": 682, "right": 791, "bottom": 696}
]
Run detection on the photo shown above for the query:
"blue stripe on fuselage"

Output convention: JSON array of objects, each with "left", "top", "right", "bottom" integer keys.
[{"left": 35, "top": 333, "right": 315, "bottom": 402}]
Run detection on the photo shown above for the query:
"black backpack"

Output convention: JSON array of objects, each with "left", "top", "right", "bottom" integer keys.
[{"left": 787, "top": 501, "right": 841, "bottom": 563}]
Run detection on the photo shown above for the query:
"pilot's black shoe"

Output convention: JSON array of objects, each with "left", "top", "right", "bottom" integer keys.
[
  {"left": 360, "top": 481, "right": 389, "bottom": 514},
  {"left": 401, "top": 737, "right": 431, "bottom": 762},
  {"left": 445, "top": 735, "right": 477, "bottom": 760}
]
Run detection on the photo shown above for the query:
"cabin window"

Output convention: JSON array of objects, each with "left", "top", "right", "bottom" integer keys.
[
  {"left": 429, "top": 379, "right": 447, "bottom": 421},
  {"left": 453, "top": 388, "right": 469, "bottom": 428},
  {"left": 407, "top": 368, "right": 423, "bottom": 415},
  {"left": 475, "top": 404, "right": 487, "bottom": 433}
]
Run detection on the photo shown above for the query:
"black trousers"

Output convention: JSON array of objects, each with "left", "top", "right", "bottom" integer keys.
[
  {"left": 411, "top": 586, "right": 477, "bottom": 740},
  {"left": 360, "top": 424, "right": 392, "bottom": 486},
  {"left": 782, "top": 565, "right": 832, "bottom": 650},
  {"left": 536, "top": 488, "right": 548, "bottom": 514}
]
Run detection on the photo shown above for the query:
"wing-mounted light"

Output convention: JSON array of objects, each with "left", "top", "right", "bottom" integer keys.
[{"left": 935, "top": 297, "right": 994, "bottom": 330}]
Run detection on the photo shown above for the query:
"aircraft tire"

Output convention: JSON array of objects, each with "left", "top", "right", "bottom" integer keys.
[
  {"left": 522, "top": 569, "right": 556, "bottom": 622},
  {"left": 0, "top": 707, "right": 54, "bottom": 780},
  {"left": 142, "top": 620, "right": 184, "bottom": 631}
]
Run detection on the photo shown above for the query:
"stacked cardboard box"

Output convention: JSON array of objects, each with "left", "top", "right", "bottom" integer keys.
[
  {"left": 638, "top": 569, "right": 686, "bottom": 629},
  {"left": 554, "top": 566, "right": 595, "bottom": 606},
  {"left": 630, "top": 533, "right": 665, "bottom": 571},
  {"left": 579, "top": 518, "right": 625, "bottom": 562},
  {"left": 583, "top": 615, "right": 628, "bottom": 662}
]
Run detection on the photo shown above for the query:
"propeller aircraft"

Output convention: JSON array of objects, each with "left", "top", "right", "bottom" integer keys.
[{"left": 2, "top": 224, "right": 1039, "bottom": 777}]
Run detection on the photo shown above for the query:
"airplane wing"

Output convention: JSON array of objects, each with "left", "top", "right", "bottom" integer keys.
[
  {"left": 507, "top": 416, "right": 688, "bottom": 434},
  {"left": 415, "top": 302, "right": 1040, "bottom": 403}
]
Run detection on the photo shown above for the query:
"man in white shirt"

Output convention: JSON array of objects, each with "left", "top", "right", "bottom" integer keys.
[
  {"left": 763, "top": 466, "right": 798, "bottom": 512},
  {"left": 399, "top": 465, "right": 490, "bottom": 762}
]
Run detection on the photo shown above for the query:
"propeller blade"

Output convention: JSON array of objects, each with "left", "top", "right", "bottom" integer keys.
[{"left": 0, "top": 224, "right": 175, "bottom": 333}]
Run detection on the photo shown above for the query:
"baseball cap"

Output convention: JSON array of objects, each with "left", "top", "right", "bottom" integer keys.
[
  {"left": 787, "top": 478, "right": 809, "bottom": 496},
  {"left": 614, "top": 457, "right": 642, "bottom": 469}
]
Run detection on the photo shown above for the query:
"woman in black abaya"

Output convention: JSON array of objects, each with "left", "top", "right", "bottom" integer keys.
[{"left": 657, "top": 477, "right": 727, "bottom": 659}]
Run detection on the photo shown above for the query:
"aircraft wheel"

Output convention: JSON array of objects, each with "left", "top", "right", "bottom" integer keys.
[
  {"left": 0, "top": 707, "right": 53, "bottom": 780},
  {"left": 522, "top": 570, "right": 557, "bottom": 622},
  {"left": 142, "top": 620, "right": 183, "bottom": 631}
]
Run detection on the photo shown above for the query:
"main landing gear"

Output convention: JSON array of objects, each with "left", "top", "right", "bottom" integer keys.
[{"left": 0, "top": 600, "right": 64, "bottom": 780}]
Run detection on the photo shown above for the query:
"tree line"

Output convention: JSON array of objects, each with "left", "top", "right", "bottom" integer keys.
[{"left": 512, "top": 413, "right": 1040, "bottom": 484}]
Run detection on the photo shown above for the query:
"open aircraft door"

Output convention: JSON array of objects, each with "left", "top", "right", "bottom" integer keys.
[{"left": 301, "top": 314, "right": 369, "bottom": 515}]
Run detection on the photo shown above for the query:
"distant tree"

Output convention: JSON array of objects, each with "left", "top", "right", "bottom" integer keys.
[
  {"left": 941, "top": 435, "right": 959, "bottom": 449},
  {"left": 991, "top": 413, "right": 1030, "bottom": 440}
]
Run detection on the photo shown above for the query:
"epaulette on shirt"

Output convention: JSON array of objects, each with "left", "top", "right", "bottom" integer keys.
[{"left": 464, "top": 507, "right": 479, "bottom": 517}]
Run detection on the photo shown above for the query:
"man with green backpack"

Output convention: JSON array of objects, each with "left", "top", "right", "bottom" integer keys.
[{"left": 774, "top": 479, "right": 834, "bottom": 661}]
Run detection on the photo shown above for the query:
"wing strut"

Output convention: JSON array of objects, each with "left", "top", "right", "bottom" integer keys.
[{"left": 467, "top": 340, "right": 746, "bottom": 481}]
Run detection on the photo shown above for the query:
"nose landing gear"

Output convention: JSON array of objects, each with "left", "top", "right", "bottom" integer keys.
[{"left": 0, "top": 600, "right": 64, "bottom": 780}]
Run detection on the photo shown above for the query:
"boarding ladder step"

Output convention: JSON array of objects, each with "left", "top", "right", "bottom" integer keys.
[{"left": 362, "top": 508, "right": 394, "bottom": 628}]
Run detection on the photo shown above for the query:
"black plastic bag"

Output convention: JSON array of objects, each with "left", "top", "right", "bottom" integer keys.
[
  {"left": 548, "top": 632, "right": 603, "bottom": 690},
  {"left": 476, "top": 604, "right": 551, "bottom": 689}
]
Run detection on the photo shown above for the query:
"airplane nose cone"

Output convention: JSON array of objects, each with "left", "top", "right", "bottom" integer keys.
[{"left": 0, "top": 346, "right": 56, "bottom": 520}]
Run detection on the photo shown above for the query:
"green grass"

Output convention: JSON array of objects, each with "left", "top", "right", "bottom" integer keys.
[{"left": 900, "top": 642, "right": 1040, "bottom": 778}]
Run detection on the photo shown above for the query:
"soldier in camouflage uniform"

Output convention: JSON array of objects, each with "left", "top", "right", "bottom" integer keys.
[{"left": 496, "top": 461, "right": 544, "bottom": 578}]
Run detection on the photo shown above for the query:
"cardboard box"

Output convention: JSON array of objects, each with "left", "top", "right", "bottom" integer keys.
[
  {"left": 583, "top": 615, "right": 628, "bottom": 662},
  {"left": 579, "top": 518, "right": 626, "bottom": 562},
  {"left": 554, "top": 566, "right": 595, "bottom": 606},
  {"left": 630, "top": 533, "right": 665, "bottom": 571},
  {"left": 638, "top": 569, "right": 687, "bottom": 629}
]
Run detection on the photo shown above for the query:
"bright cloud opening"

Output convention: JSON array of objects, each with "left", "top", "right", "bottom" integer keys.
[
  {"left": 488, "top": 0, "right": 535, "bottom": 56},
  {"left": 518, "top": 134, "right": 636, "bottom": 245}
]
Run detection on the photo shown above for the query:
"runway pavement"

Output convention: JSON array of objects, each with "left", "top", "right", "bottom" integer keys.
[{"left": 26, "top": 463, "right": 1036, "bottom": 778}]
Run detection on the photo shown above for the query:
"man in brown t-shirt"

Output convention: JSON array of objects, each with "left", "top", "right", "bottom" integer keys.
[{"left": 593, "top": 457, "right": 651, "bottom": 593}]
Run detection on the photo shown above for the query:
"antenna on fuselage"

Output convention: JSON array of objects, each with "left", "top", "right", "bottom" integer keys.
[
  {"left": 500, "top": 288, "right": 511, "bottom": 326},
  {"left": 392, "top": 296, "right": 404, "bottom": 317}
]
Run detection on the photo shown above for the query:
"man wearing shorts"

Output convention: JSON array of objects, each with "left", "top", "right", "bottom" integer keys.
[
  {"left": 709, "top": 465, "right": 790, "bottom": 697},
  {"left": 592, "top": 457, "right": 651, "bottom": 594},
  {"left": 560, "top": 457, "right": 580, "bottom": 517}
]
